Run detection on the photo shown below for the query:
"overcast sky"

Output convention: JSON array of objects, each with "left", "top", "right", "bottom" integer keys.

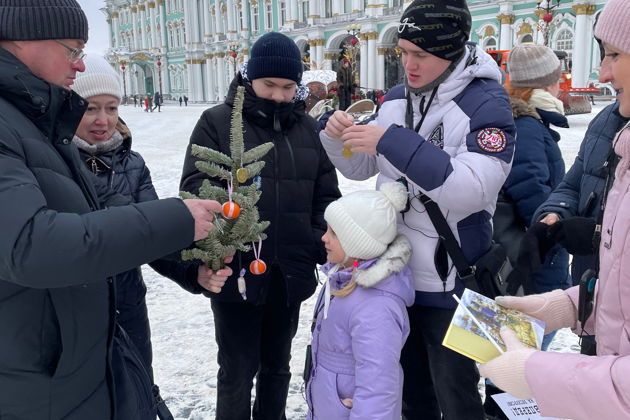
[{"left": 77, "top": 0, "right": 109, "bottom": 55}]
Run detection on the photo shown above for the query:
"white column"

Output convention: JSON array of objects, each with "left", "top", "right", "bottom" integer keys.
[
  {"left": 497, "top": 14, "right": 514, "bottom": 50},
  {"left": 205, "top": 54, "right": 217, "bottom": 101},
  {"left": 360, "top": 36, "right": 368, "bottom": 90},
  {"left": 240, "top": 0, "right": 250, "bottom": 36},
  {"left": 351, "top": 0, "right": 361, "bottom": 13},
  {"left": 308, "top": 0, "right": 319, "bottom": 20},
  {"left": 193, "top": 59, "right": 204, "bottom": 101},
  {"left": 214, "top": 2, "right": 224, "bottom": 39},
  {"left": 571, "top": 4, "right": 596, "bottom": 88},
  {"left": 366, "top": 0, "right": 383, "bottom": 17},
  {"left": 227, "top": 0, "right": 236, "bottom": 38},
  {"left": 159, "top": 0, "right": 167, "bottom": 48},
  {"left": 140, "top": 5, "right": 148, "bottom": 49},
  {"left": 376, "top": 47, "right": 385, "bottom": 90},
  {"left": 111, "top": 11, "right": 122, "bottom": 48},
  {"left": 216, "top": 52, "right": 227, "bottom": 101},
  {"left": 367, "top": 33, "right": 376, "bottom": 90},
  {"left": 186, "top": 60, "right": 195, "bottom": 100},
  {"left": 317, "top": 43, "right": 324, "bottom": 71},
  {"left": 131, "top": 6, "right": 140, "bottom": 50},
  {"left": 107, "top": 18, "right": 113, "bottom": 49},
  {"left": 332, "top": 0, "right": 342, "bottom": 16},
  {"left": 149, "top": 2, "right": 159, "bottom": 48}
]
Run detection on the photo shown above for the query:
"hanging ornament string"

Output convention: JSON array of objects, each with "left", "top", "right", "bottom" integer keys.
[
  {"left": 222, "top": 172, "right": 241, "bottom": 219},
  {"left": 249, "top": 236, "right": 267, "bottom": 275}
]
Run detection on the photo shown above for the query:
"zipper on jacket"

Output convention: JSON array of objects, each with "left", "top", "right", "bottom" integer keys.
[
  {"left": 282, "top": 134, "right": 298, "bottom": 181},
  {"left": 273, "top": 137, "right": 280, "bottom": 263}
]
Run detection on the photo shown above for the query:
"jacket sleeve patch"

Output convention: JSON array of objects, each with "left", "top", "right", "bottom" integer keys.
[{"left": 476, "top": 128, "right": 507, "bottom": 153}]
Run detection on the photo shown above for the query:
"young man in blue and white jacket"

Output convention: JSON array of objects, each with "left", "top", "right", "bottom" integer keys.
[{"left": 320, "top": 0, "right": 516, "bottom": 418}]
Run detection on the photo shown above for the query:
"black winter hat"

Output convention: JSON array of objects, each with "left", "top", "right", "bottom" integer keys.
[
  {"left": 0, "top": 0, "right": 88, "bottom": 42},
  {"left": 398, "top": 0, "right": 471, "bottom": 61},
  {"left": 247, "top": 32, "right": 303, "bottom": 83}
]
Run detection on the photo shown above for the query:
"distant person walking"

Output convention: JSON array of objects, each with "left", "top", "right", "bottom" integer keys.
[{"left": 183, "top": 95, "right": 188, "bottom": 106}]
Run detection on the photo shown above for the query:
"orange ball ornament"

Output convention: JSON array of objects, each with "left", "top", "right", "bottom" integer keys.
[
  {"left": 249, "top": 259, "right": 267, "bottom": 275},
  {"left": 222, "top": 201, "right": 241, "bottom": 219}
]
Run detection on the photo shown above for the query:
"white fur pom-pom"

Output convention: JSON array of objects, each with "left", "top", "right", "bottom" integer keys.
[{"left": 379, "top": 181, "right": 408, "bottom": 212}]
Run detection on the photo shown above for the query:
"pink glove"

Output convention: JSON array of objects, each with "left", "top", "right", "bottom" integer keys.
[
  {"left": 495, "top": 289, "right": 577, "bottom": 334},
  {"left": 478, "top": 328, "right": 536, "bottom": 399}
]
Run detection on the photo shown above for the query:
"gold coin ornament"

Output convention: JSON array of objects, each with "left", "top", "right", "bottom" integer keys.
[
  {"left": 342, "top": 146, "right": 354, "bottom": 158},
  {"left": 236, "top": 167, "right": 249, "bottom": 183}
]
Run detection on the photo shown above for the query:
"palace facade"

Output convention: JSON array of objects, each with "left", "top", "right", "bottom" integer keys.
[{"left": 102, "top": 0, "right": 608, "bottom": 102}]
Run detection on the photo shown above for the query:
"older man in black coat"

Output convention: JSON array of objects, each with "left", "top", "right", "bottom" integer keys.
[{"left": 0, "top": 1, "right": 229, "bottom": 418}]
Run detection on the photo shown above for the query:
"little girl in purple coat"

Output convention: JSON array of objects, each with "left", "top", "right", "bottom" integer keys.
[{"left": 306, "top": 182, "right": 415, "bottom": 419}]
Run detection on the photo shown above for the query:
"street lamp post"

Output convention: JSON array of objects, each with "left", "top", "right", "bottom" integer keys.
[
  {"left": 120, "top": 59, "right": 127, "bottom": 104},
  {"left": 155, "top": 51, "right": 163, "bottom": 96},
  {"left": 228, "top": 41, "right": 239, "bottom": 76},
  {"left": 535, "top": 0, "right": 562, "bottom": 46},
  {"left": 345, "top": 24, "right": 361, "bottom": 86}
]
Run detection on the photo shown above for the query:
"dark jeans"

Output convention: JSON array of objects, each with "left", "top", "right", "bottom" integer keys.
[
  {"left": 211, "top": 268, "right": 301, "bottom": 420},
  {"left": 401, "top": 305, "right": 485, "bottom": 420}
]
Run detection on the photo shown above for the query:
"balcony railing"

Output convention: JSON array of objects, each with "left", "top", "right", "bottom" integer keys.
[
  {"left": 383, "top": 5, "right": 403, "bottom": 16},
  {"left": 313, "top": 11, "right": 364, "bottom": 26}
]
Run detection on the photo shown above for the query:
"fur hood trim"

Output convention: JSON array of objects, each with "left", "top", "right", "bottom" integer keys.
[
  {"left": 355, "top": 234, "right": 412, "bottom": 288},
  {"left": 510, "top": 96, "right": 541, "bottom": 121}
]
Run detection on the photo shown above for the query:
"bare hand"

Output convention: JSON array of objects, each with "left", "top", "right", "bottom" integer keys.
[
  {"left": 197, "top": 263, "right": 233, "bottom": 293},
  {"left": 540, "top": 213, "right": 560, "bottom": 225},
  {"left": 183, "top": 199, "right": 222, "bottom": 241},
  {"left": 324, "top": 111, "right": 354, "bottom": 140},
  {"left": 340, "top": 124, "right": 387, "bottom": 155}
]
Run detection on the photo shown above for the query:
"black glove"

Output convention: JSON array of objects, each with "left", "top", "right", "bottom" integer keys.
[
  {"left": 505, "top": 222, "right": 556, "bottom": 295},
  {"left": 549, "top": 216, "right": 597, "bottom": 256},
  {"left": 516, "top": 222, "right": 556, "bottom": 270}
]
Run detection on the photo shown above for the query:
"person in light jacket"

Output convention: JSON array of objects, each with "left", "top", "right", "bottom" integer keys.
[
  {"left": 306, "top": 182, "right": 415, "bottom": 420},
  {"left": 480, "top": 1, "right": 630, "bottom": 418}
]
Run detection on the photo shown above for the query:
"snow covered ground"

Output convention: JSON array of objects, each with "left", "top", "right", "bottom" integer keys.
[{"left": 120, "top": 100, "right": 613, "bottom": 419}]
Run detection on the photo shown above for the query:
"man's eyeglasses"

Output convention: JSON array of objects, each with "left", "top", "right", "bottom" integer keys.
[{"left": 54, "top": 40, "right": 86, "bottom": 64}]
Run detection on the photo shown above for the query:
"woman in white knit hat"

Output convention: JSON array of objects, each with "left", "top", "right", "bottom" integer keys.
[
  {"left": 305, "top": 181, "right": 415, "bottom": 420},
  {"left": 479, "top": 1, "right": 630, "bottom": 418},
  {"left": 72, "top": 55, "right": 159, "bottom": 375}
]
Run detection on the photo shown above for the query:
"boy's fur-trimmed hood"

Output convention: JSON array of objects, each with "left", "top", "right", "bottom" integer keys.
[{"left": 355, "top": 234, "right": 412, "bottom": 288}]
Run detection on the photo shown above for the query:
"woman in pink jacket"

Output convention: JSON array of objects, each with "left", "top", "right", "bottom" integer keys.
[{"left": 479, "top": 1, "right": 630, "bottom": 419}]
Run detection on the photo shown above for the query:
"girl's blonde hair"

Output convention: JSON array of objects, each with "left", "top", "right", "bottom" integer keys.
[
  {"left": 331, "top": 262, "right": 360, "bottom": 298},
  {"left": 331, "top": 278, "right": 358, "bottom": 298}
]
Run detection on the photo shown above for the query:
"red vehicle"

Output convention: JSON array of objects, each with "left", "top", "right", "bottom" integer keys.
[{"left": 488, "top": 49, "right": 600, "bottom": 115}]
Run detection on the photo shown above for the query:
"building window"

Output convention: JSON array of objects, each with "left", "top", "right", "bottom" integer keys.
[
  {"left": 520, "top": 34, "right": 533, "bottom": 43},
  {"left": 392, "top": 0, "right": 402, "bottom": 6},
  {"left": 265, "top": 3, "right": 272, "bottom": 29},
  {"left": 252, "top": 4, "right": 259, "bottom": 32},
  {"left": 280, "top": 1, "right": 287, "bottom": 25},
  {"left": 555, "top": 29, "right": 573, "bottom": 59},
  {"left": 325, "top": 0, "right": 332, "bottom": 17},
  {"left": 239, "top": 9, "right": 246, "bottom": 30},
  {"left": 300, "top": 0, "right": 309, "bottom": 21},
  {"left": 483, "top": 37, "right": 497, "bottom": 51}
]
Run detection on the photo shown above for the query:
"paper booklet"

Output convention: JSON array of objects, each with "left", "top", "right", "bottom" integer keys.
[{"left": 442, "top": 288, "right": 545, "bottom": 363}]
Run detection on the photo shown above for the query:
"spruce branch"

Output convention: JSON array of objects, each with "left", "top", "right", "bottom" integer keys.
[
  {"left": 191, "top": 144, "right": 233, "bottom": 167},
  {"left": 180, "top": 85, "right": 274, "bottom": 271},
  {"left": 242, "top": 143, "right": 274, "bottom": 165}
]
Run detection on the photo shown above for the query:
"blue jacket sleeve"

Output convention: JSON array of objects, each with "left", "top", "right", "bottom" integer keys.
[{"left": 503, "top": 117, "right": 552, "bottom": 225}]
